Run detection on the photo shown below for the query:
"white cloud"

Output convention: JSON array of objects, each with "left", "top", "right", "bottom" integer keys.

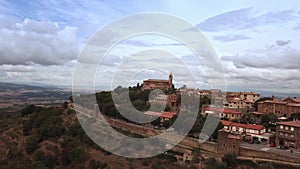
[
  {"left": 0, "top": 18, "right": 78, "bottom": 66},
  {"left": 221, "top": 43, "right": 300, "bottom": 69},
  {"left": 197, "top": 8, "right": 298, "bottom": 32}
]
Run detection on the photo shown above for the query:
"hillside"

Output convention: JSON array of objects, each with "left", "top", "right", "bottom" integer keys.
[{"left": 0, "top": 105, "right": 199, "bottom": 169}]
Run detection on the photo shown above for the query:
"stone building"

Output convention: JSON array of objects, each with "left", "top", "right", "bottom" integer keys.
[
  {"left": 217, "top": 129, "right": 240, "bottom": 155},
  {"left": 142, "top": 73, "right": 173, "bottom": 90},
  {"left": 225, "top": 92, "right": 260, "bottom": 109},
  {"left": 167, "top": 94, "right": 178, "bottom": 110},
  {"left": 258, "top": 97, "right": 300, "bottom": 117},
  {"left": 148, "top": 93, "right": 179, "bottom": 111},
  {"left": 276, "top": 120, "right": 300, "bottom": 149},
  {"left": 220, "top": 120, "right": 274, "bottom": 143},
  {"left": 201, "top": 107, "right": 243, "bottom": 121}
]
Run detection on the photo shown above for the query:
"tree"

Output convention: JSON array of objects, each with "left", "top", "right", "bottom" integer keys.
[
  {"left": 32, "top": 161, "right": 49, "bottom": 169},
  {"left": 63, "top": 101, "right": 68, "bottom": 109},
  {"left": 101, "top": 102, "right": 115, "bottom": 116},
  {"left": 180, "top": 85, "right": 187, "bottom": 89},
  {"left": 200, "top": 96, "right": 211, "bottom": 109},
  {"left": 223, "top": 153, "right": 237, "bottom": 168},
  {"left": 191, "top": 149, "right": 201, "bottom": 163},
  {"left": 21, "top": 104, "right": 37, "bottom": 116},
  {"left": 25, "top": 136, "right": 39, "bottom": 154},
  {"left": 34, "top": 150, "right": 45, "bottom": 161},
  {"left": 205, "top": 158, "right": 226, "bottom": 169},
  {"left": 68, "top": 147, "right": 86, "bottom": 163},
  {"left": 261, "top": 113, "right": 278, "bottom": 130},
  {"left": 69, "top": 95, "right": 73, "bottom": 103},
  {"left": 291, "top": 113, "right": 300, "bottom": 120},
  {"left": 240, "top": 113, "right": 256, "bottom": 124}
]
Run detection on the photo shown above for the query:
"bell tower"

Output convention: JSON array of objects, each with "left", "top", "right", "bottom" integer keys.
[{"left": 169, "top": 72, "right": 173, "bottom": 85}]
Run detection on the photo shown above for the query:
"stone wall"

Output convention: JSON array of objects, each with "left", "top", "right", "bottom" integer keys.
[
  {"left": 239, "top": 147, "right": 300, "bottom": 164},
  {"left": 86, "top": 107, "right": 300, "bottom": 165},
  {"left": 200, "top": 141, "right": 218, "bottom": 153}
]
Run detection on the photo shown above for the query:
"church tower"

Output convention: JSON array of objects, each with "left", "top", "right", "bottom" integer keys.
[{"left": 169, "top": 72, "right": 173, "bottom": 85}]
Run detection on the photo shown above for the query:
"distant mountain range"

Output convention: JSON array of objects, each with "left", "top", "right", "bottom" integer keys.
[
  {"left": 1, "top": 82, "right": 298, "bottom": 99},
  {"left": 225, "top": 86, "right": 300, "bottom": 98},
  {"left": 0, "top": 82, "right": 72, "bottom": 115}
]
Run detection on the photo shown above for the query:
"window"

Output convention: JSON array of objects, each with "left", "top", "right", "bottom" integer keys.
[
  {"left": 280, "top": 125, "right": 283, "bottom": 129},
  {"left": 291, "top": 134, "right": 294, "bottom": 138},
  {"left": 232, "top": 114, "right": 234, "bottom": 117},
  {"left": 285, "top": 126, "right": 289, "bottom": 130},
  {"left": 291, "top": 127, "right": 294, "bottom": 131}
]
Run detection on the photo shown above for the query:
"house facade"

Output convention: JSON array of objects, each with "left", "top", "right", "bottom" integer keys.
[
  {"left": 276, "top": 120, "right": 300, "bottom": 149},
  {"left": 225, "top": 92, "right": 260, "bottom": 109},
  {"left": 220, "top": 120, "right": 274, "bottom": 143},
  {"left": 258, "top": 97, "right": 300, "bottom": 117},
  {"left": 202, "top": 107, "right": 243, "bottom": 121}
]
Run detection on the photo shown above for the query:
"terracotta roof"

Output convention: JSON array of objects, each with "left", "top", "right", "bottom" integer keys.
[
  {"left": 238, "top": 123, "right": 265, "bottom": 130},
  {"left": 221, "top": 120, "right": 265, "bottom": 131},
  {"left": 144, "top": 79, "right": 169, "bottom": 83},
  {"left": 277, "top": 120, "right": 300, "bottom": 128},
  {"left": 144, "top": 111, "right": 161, "bottom": 116},
  {"left": 259, "top": 100, "right": 286, "bottom": 104},
  {"left": 144, "top": 111, "right": 176, "bottom": 119},
  {"left": 202, "top": 107, "right": 242, "bottom": 115},
  {"left": 220, "top": 120, "right": 232, "bottom": 126},
  {"left": 287, "top": 103, "right": 300, "bottom": 107},
  {"left": 160, "top": 112, "right": 176, "bottom": 119},
  {"left": 284, "top": 97, "right": 300, "bottom": 103},
  {"left": 252, "top": 112, "right": 264, "bottom": 115}
]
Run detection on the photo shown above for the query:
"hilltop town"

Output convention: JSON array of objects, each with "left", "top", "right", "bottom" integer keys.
[
  {"left": 140, "top": 73, "right": 300, "bottom": 151},
  {"left": 1, "top": 74, "right": 300, "bottom": 169},
  {"left": 70, "top": 73, "right": 300, "bottom": 167}
]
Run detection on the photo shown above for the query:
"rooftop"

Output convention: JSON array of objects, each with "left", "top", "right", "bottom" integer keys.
[
  {"left": 144, "top": 111, "right": 176, "bottom": 119},
  {"left": 277, "top": 120, "right": 300, "bottom": 128},
  {"left": 220, "top": 120, "right": 265, "bottom": 131},
  {"left": 202, "top": 107, "right": 242, "bottom": 115},
  {"left": 143, "top": 79, "right": 169, "bottom": 83},
  {"left": 284, "top": 97, "right": 300, "bottom": 103},
  {"left": 258, "top": 100, "right": 286, "bottom": 104},
  {"left": 252, "top": 112, "right": 264, "bottom": 115}
]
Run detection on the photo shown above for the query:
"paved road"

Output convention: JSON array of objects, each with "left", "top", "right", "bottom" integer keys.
[{"left": 241, "top": 142, "right": 300, "bottom": 158}]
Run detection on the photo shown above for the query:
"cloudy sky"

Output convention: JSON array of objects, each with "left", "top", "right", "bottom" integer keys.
[{"left": 1, "top": 0, "right": 300, "bottom": 93}]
